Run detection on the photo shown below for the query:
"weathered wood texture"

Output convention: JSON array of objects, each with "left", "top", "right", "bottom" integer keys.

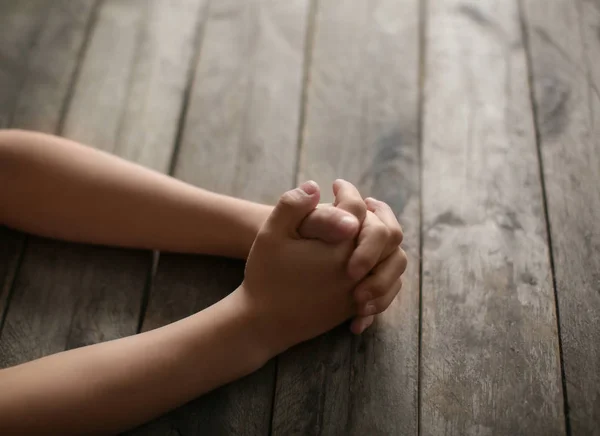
[
  {"left": 272, "top": 1, "right": 421, "bottom": 434},
  {"left": 3, "top": 0, "right": 599, "bottom": 432},
  {"left": 0, "top": 0, "right": 96, "bottom": 342},
  {"left": 0, "top": 228, "right": 24, "bottom": 328},
  {"left": 64, "top": 0, "right": 204, "bottom": 172},
  {"left": 0, "top": 0, "right": 203, "bottom": 367},
  {"left": 420, "top": 0, "right": 565, "bottom": 435},
  {"left": 522, "top": 0, "right": 600, "bottom": 433},
  {"left": 129, "top": 0, "right": 311, "bottom": 434},
  {"left": 0, "top": 0, "right": 53, "bottom": 130}
]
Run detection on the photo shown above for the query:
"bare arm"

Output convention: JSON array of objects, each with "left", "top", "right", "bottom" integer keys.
[
  {"left": 0, "top": 288, "right": 270, "bottom": 435},
  {"left": 0, "top": 129, "right": 271, "bottom": 258},
  {"left": 0, "top": 134, "right": 407, "bottom": 434},
  {"left": 0, "top": 183, "right": 404, "bottom": 435},
  {"left": 0, "top": 129, "right": 363, "bottom": 258}
]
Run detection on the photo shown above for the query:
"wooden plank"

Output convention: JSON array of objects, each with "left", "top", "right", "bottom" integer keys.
[
  {"left": 0, "top": 0, "right": 55, "bottom": 325},
  {"left": 0, "top": 0, "right": 96, "bottom": 343},
  {"left": 271, "top": 1, "right": 421, "bottom": 434},
  {"left": 0, "top": 0, "right": 204, "bottom": 368},
  {"left": 0, "top": 228, "right": 24, "bottom": 328},
  {"left": 0, "top": 0, "right": 53, "bottom": 129},
  {"left": 420, "top": 0, "right": 565, "bottom": 434},
  {"left": 0, "top": 0, "right": 44, "bottom": 338},
  {"left": 130, "top": 0, "right": 311, "bottom": 434},
  {"left": 11, "top": 0, "right": 100, "bottom": 132},
  {"left": 64, "top": 0, "right": 204, "bottom": 171},
  {"left": 522, "top": 0, "right": 600, "bottom": 433},
  {"left": 171, "top": 0, "right": 307, "bottom": 199}
]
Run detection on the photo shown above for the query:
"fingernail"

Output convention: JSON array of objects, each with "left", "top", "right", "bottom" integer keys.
[
  {"left": 300, "top": 180, "right": 318, "bottom": 195},
  {"left": 339, "top": 215, "right": 357, "bottom": 230},
  {"left": 365, "top": 197, "right": 378, "bottom": 208}
]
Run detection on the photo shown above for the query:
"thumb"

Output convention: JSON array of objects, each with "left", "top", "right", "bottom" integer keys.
[
  {"left": 298, "top": 205, "right": 359, "bottom": 242},
  {"left": 332, "top": 179, "right": 367, "bottom": 225},
  {"left": 266, "top": 181, "right": 321, "bottom": 236}
]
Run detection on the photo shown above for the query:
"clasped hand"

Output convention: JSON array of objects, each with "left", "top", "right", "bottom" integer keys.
[{"left": 240, "top": 179, "right": 407, "bottom": 355}]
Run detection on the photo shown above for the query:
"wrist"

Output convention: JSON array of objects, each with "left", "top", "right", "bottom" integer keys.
[
  {"left": 218, "top": 285, "right": 280, "bottom": 371},
  {"left": 226, "top": 283, "right": 288, "bottom": 364},
  {"left": 238, "top": 203, "right": 272, "bottom": 259},
  {"left": 248, "top": 203, "right": 272, "bottom": 236},
  {"left": 187, "top": 192, "right": 272, "bottom": 259}
]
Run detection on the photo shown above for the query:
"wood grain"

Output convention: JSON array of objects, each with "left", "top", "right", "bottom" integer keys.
[
  {"left": 10, "top": 0, "right": 100, "bottom": 132},
  {"left": 130, "top": 0, "right": 311, "bottom": 434},
  {"left": 420, "top": 0, "right": 565, "bottom": 434},
  {"left": 0, "top": 0, "right": 96, "bottom": 341},
  {"left": 0, "top": 0, "right": 204, "bottom": 366},
  {"left": 0, "top": 0, "right": 40, "bottom": 335},
  {"left": 523, "top": 0, "right": 600, "bottom": 433},
  {"left": 65, "top": 0, "right": 204, "bottom": 172},
  {"left": 0, "top": 228, "right": 24, "bottom": 329},
  {"left": 0, "top": 0, "right": 53, "bottom": 129},
  {"left": 271, "top": 1, "right": 421, "bottom": 434},
  {"left": 172, "top": 0, "right": 308, "bottom": 201}
]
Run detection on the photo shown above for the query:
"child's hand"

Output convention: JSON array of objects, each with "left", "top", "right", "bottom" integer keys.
[
  {"left": 348, "top": 199, "right": 407, "bottom": 334},
  {"left": 239, "top": 181, "right": 358, "bottom": 355},
  {"left": 299, "top": 180, "right": 407, "bottom": 334}
]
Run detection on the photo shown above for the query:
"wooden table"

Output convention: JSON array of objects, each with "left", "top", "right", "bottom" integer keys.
[{"left": 0, "top": 0, "right": 598, "bottom": 434}]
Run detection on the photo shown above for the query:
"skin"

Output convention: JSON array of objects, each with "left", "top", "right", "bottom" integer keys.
[{"left": 0, "top": 129, "right": 407, "bottom": 434}]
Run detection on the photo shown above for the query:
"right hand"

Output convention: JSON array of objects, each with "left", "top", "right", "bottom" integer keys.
[
  {"left": 239, "top": 181, "right": 359, "bottom": 355},
  {"left": 299, "top": 180, "right": 406, "bottom": 334}
]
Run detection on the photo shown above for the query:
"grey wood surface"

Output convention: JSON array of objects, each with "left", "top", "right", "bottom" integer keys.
[
  {"left": 0, "top": 0, "right": 46, "bottom": 333},
  {"left": 0, "top": 0, "right": 97, "bottom": 355},
  {"left": 0, "top": 0, "right": 202, "bottom": 367},
  {"left": 1, "top": 0, "right": 599, "bottom": 433},
  {"left": 130, "top": 0, "right": 310, "bottom": 434},
  {"left": 420, "top": 0, "right": 565, "bottom": 434},
  {"left": 65, "top": 0, "right": 204, "bottom": 172},
  {"left": 0, "top": 227, "right": 24, "bottom": 331},
  {"left": 522, "top": 0, "right": 600, "bottom": 433},
  {"left": 0, "top": 0, "right": 53, "bottom": 130},
  {"left": 272, "top": 1, "right": 421, "bottom": 434}
]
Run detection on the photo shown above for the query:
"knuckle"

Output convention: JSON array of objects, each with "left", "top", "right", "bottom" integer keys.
[
  {"left": 371, "top": 300, "right": 386, "bottom": 315},
  {"left": 391, "top": 226, "right": 404, "bottom": 245},
  {"left": 393, "top": 277, "right": 403, "bottom": 295},
  {"left": 279, "top": 190, "right": 295, "bottom": 204},
  {"left": 364, "top": 197, "right": 377, "bottom": 212},
  {"left": 378, "top": 290, "right": 400, "bottom": 313},
  {"left": 355, "top": 254, "right": 374, "bottom": 273},
  {"left": 390, "top": 258, "right": 406, "bottom": 277},
  {"left": 382, "top": 201, "right": 395, "bottom": 214},
  {"left": 278, "top": 190, "right": 300, "bottom": 208},
  {"left": 348, "top": 199, "right": 367, "bottom": 219},
  {"left": 371, "top": 281, "right": 387, "bottom": 298},
  {"left": 377, "top": 223, "right": 391, "bottom": 240},
  {"left": 398, "top": 248, "right": 408, "bottom": 273},
  {"left": 371, "top": 197, "right": 382, "bottom": 205},
  {"left": 371, "top": 199, "right": 384, "bottom": 210}
]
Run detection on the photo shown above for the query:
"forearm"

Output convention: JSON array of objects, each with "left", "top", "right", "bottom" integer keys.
[
  {"left": 0, "top": 130, "right": 271, "bottom": 258},
  {"left": 0, "top": 289, "right": 270, "bottom": 435}
]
